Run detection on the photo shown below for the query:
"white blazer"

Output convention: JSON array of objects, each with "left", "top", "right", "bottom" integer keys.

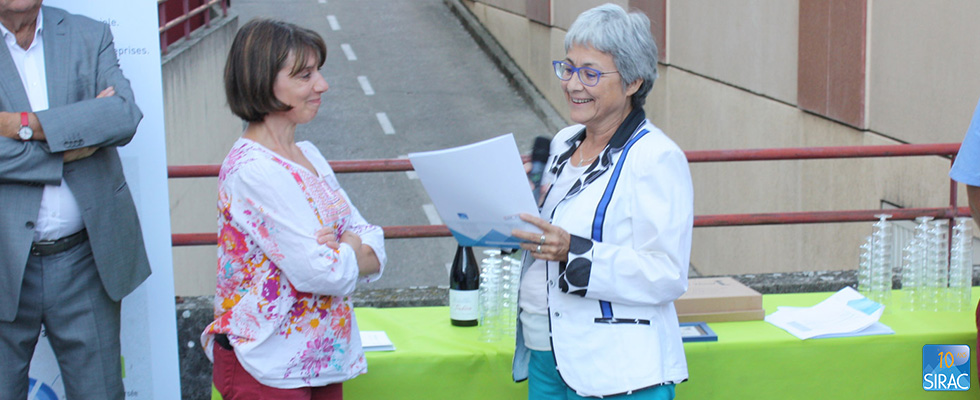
[{"left": 513, "top": 115, "right": 693, "bottom": 397}]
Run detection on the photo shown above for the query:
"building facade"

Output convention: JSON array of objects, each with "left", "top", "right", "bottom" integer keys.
[{"left": 463, "top": 0, "right": 980, "bottom": 276}]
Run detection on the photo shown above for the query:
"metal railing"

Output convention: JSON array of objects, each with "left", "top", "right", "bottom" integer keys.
[
  {"left": 168, "top": 142, "right": 970, "bottom": 246},
  {"left": 158, "top": 0, "right": 229, "bottom": 54}
]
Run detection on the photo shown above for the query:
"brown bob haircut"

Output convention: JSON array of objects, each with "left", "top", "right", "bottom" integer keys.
[{"left": 224, "top": 19, "right": 327, "bottom": 122}]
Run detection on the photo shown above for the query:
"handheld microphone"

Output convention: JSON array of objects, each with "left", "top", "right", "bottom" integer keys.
[{"left": 529, "top": 136, "right": 550, "bottom": 203}]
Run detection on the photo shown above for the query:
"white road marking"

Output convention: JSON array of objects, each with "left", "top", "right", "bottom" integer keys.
[
  {"left": 398, "top": 155, "right": 418, "bottom": 179},
  {"left": 376, "top": 112, "right": 395, "bottom": 135},
  {"left": 358, "top": 76, "right": 375, "bottom": 96},
  {"left": 327, "top": 15, "right": 340, "bottom": 31},
  {"left": 341, "top": 43, "right": 357, "bottom": 61},
  {"left": 422, "top": 204, "right": 442, "bottom": 225}
]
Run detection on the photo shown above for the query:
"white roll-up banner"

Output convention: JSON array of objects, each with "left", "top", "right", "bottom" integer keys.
[{"left": 28, "top": 0, "right": 181, "bottom": 399}]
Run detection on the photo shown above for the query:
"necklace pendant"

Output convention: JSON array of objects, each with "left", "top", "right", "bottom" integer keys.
[{"left": 577, "top": 150, "right": 599, "bottom": 167}]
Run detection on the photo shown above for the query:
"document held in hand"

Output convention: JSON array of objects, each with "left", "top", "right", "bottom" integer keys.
[{"left": 408, "top": 134, "right": 541, "bottom": 248}]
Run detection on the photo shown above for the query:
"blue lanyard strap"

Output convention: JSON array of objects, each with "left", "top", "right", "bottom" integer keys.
[
  {"left": 591, "top": 128, "right": 650, "bottom": 240},
  {"left": 590, "top": 128, "right": 650, "bottom": 319}
]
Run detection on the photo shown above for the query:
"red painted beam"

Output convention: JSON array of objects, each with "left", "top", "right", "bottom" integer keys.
[
  {"left": 172, "top": 225, "right": 454, "bottom": 246},
  {"left": 168, "top": 144, "right": 968, "bottom": 246},
  {"left": 694, "top": 207, "right": 971, "bottom": 227},
  {"left": 685, "top": 143, "right": 960, "bottom": 163},
  {"left": 170, "top": 144, "right": 960, "bottom": 177}
]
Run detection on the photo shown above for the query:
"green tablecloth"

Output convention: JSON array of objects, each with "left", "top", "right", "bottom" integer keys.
[
  {"left": 216, "top": 289, "right": 980, "bottom": 399},
  {"left": 345, "top": 307, "right": 525, "bottom": 400},
  {"left": 679, "top": 290, "right": 978, "bottom": 399}
]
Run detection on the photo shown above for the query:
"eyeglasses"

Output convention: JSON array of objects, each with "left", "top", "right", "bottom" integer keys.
[{"left": 552, "top": 60, "right": 619, "bottom": 87}]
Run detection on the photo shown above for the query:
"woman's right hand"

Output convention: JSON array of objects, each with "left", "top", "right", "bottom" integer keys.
[
  {"left": 315, "top": 227, "right": 340, "bottom": 249},
  {"left": 316, "top": 228, "right": 378, "bottom": 275},
  {"left": 315, "top": 228, "right": 362, "bottom": 250}
]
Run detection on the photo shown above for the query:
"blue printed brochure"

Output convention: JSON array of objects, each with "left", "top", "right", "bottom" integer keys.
[{"left": 409, "top": 134, "right": 541, "bottom": 248}]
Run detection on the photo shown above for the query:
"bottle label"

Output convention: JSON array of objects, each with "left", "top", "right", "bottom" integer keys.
[{"left": 449, "top": 289, "right": 479, "bottom": 321}]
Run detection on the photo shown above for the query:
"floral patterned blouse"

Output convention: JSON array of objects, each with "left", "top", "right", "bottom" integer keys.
[{"left": 201, "top": 138, "right": 386, "bottom": 389}]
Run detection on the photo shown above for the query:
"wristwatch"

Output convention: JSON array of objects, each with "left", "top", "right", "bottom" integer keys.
[{"left": 17, "top": 112, "right": 33, "bottom": 140}]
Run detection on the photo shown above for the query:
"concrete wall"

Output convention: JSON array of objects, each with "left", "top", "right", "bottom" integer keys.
[
  {"left": 869, "top": 1, "right": 980, "bottom": 144},
  {"left": 670, "top": 1, "right": 798, "bottom": 105},
  {"left": 463, "top": 0, "right": 976, "bottom": 276},
  {"left": 162, "top": 14, "right": 240, "bottom": 296}
]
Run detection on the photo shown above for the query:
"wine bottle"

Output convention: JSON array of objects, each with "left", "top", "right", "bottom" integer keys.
[{"left": 449, "top": 245, "right": 479, "bottom": 326}]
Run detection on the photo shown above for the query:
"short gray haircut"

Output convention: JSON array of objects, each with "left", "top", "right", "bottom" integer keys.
[{"left": 565, "top": 3, "right": 659, "bottom": 109}]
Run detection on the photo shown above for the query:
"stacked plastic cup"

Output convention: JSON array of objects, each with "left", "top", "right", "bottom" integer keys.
[
  {"left": 501, "top": 252, "right": 521, "bottom": 336},
  {"left": 911, "top": 217, "right": 935, "bottom": 311},
  {"left": 858, "top": 236, "right": 873, "bottom": 296},
  {"left": 478, "top": 249, "right": 502, "bottom": 342},
  {"left": 948, "top": 218, "right": 973, "bottom": 312},
  {"left": 900, "top": 236, "right": 923, "bottom": 311},
  {"left": 927, "top": 219, "right": 949, "bottom": 311},
  {"left": 868, "top": 214, "right": 893, "bottom": 307},
  {"left": 477, "top": 249, "right": 523, "bottom": 341}
]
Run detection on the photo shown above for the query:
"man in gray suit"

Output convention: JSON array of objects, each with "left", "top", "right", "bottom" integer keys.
[{"left": 0, "top": 1, "right": 151, "bottom": 398}]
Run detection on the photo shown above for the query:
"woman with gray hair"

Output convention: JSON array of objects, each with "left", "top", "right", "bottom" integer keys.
[{"left": 510, "top": 3, "right": 693, "bottom": 399}]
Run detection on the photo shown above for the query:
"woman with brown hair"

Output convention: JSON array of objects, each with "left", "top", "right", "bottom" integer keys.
[{"left": 202, "top": 19, "right": 385, "bottom": 400}]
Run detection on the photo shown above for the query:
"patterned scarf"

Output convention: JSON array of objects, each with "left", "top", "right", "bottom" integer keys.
[{"left": 546, "top": 108, "right": 648, "bottom": 204}]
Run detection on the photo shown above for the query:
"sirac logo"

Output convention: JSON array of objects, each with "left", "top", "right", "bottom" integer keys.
[{"left": 923, "top": 345, "right": 971, "bottom": 391}]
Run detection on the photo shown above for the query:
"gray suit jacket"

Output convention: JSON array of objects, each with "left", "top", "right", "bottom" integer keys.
[{"left": 0, "top": 6, "right": 151, "bottom": 322}]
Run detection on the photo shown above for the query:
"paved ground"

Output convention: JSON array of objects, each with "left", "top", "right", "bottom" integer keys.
[{"left": 231, "top": 0, "right": 562, "bottom": 291}]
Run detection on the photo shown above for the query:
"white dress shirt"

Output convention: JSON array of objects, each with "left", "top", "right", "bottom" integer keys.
[
  {"left": 1, "top": 9, "right": 85, "bottom": 241},
  {"left": 518, "top": 162, "right": 586, "bottom": 351}
]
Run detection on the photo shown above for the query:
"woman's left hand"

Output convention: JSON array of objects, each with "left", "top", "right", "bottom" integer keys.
[{"left": 512, "top": 213, "right": 570, "bottom": 261}]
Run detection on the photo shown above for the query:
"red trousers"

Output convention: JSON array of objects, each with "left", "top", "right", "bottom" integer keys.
[{"left": 213, "top": 345, "right": 343, "bottom": 400}]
